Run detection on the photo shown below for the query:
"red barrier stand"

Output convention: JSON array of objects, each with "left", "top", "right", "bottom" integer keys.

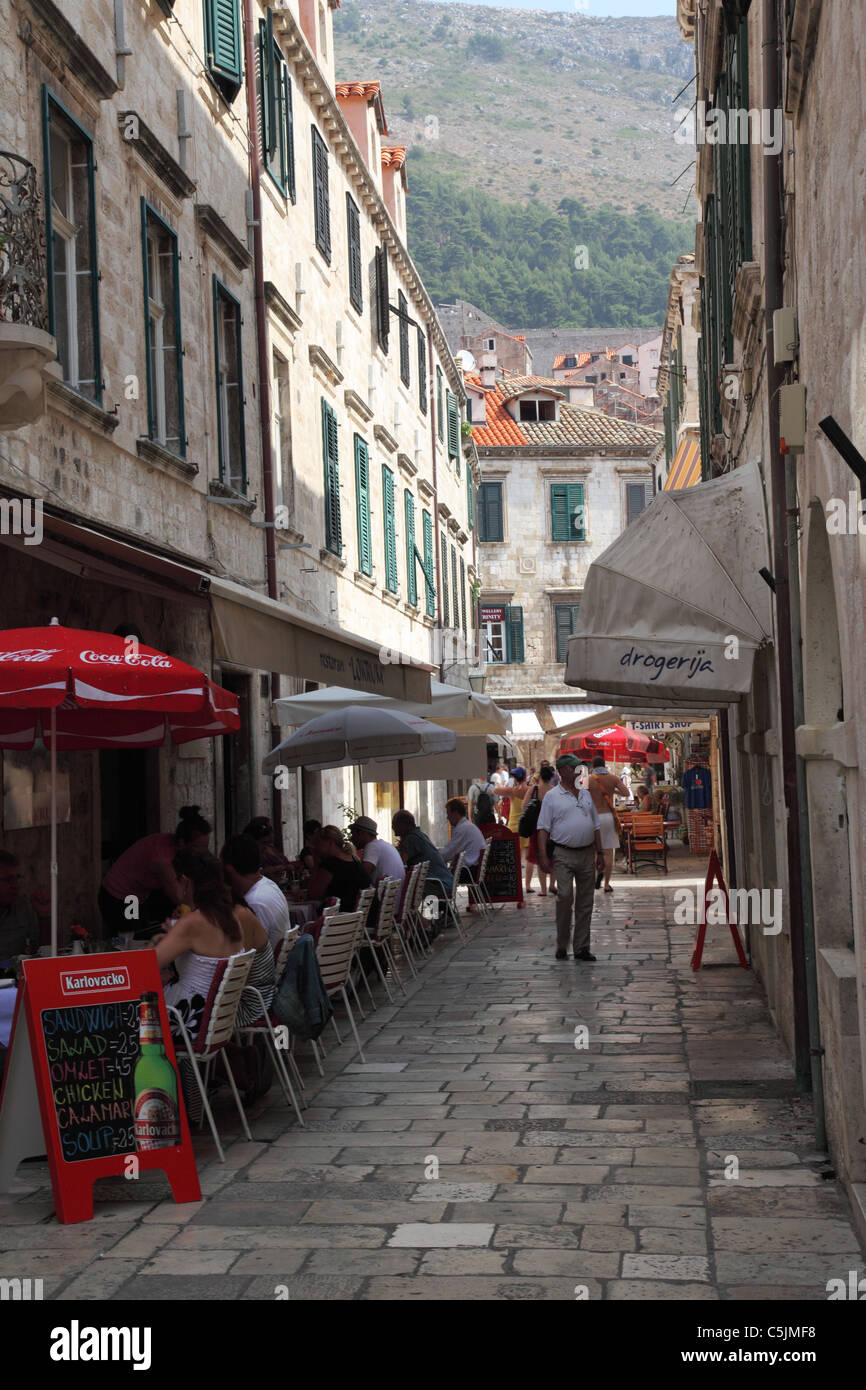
[{"left": 691, "top": 850, "right": 749, "bottom": 971}]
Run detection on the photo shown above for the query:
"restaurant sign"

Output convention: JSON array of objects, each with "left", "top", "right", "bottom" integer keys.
[
  {"left": 480, "top": 606, "right": 506, "bottom": 624},
  {"left": 0, "top": 953, "right": 200, "bottom": 1223}
]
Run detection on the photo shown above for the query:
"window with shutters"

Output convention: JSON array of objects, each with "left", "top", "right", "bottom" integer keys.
[
  {"left": 422, "top": 510, "right": 435, "bottom": 617},
  {"left": 440, "top": 532, "right": 449, "bottom": 626},
  {"left": 477, "top": 481, "right": 503, "bottom": 542},
  {"left": 446, "top": 391, "right": 459, "bottom": 460},
  {"left": 554, "top": 603, "right": 580, "bottom": 664},
  {"left": 550, "top": 482, "right": 586, "bottom": 541},
  {"left": 354, "top": 435, "right": 372, "bottom": 576},
  {"left": 346, "top": 194, "right": 362, "bottom": 313},
  {"left": 321, "top": 398, "right": 342, "bottom": 555},
  {"left": 374, "top": 245, "right": 389, "bottom": 353},
  {"left": 467, "top": 470, "right": 475, "bottom": 530},
  {"left": 450, "top": 546, "right": 459, "bottom": 633},
  {"left": 204, "top": 0, "right": 243, "bottom": 103},
  {"left": 259, "top": 11, "right": 295, "bottom": 199},
  {"left": 42, "top": 91, "right": 101, "bottom": 402},
  {"left": 625, "top": 482, "right": 648, "bottom": 527},
  {"left": 311, "top": 127, "right": 331, "bottom": 263},
  {"left": 436, "top": 366, "right": 444, "bottom": 441},
  {"left": 404, "top": 490, "right": 417, "bottom": 606},
  {"left": 459, "top": 556, "right": 467, "bottom": 635},
  {"left": 397, "top": 290, "right": 410, "bottom": 386},
  {"left": 141, "top": 201, "right": 184, "bottom": 457},
  {"left": 417, "top": 329, "right": 427, "bottom": 413},
  {"left": 213, "top": 277, "right": 245, "bottom": 491},
  {"left": 481, "top": 604, "right": 523, "bottom": 663},
  {"left": 382, "top": 465, "right": 398, "bottom": 593},
  {"left": 272, "top": 351, "right": 294, "bottom": 514},
  {"left": 506, "top": 606, "right": 524, "bottom": 664}
]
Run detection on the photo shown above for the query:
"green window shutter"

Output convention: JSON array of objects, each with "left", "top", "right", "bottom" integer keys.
[
  {"left": 260, "top": 11, "right": 277, "bottom": 160},
  {"left": 554, "top": 604, "right": 579, "bottom": 664},
  {"left": 417, "top": 329, "right": 427, "bottom": 413},
  {"left": 478, "top": 482, "right": 502, "bottom": 542},
  {"left": 459, "top": 556, "right": 467, "bottom": 635},
  {"left": 436, "top": 367, "right": 444, "bottom": 441},
  {"left": 551, "top": 483, "right": 584, "bottom": 541},
  {"left": 422, "top": 510, "right": 435, "bottom": 617},
  {"left": 213, "top": 276, "right": 246, "bottom": 490},
  {"left": 440, "top": 532, "right": 449, "bottom": 626},
  {"left": 446, "top": 391, "right": 459, "bottom": 459},
  {"left": 450, "top": 546, "right": 459, "bottom": 632},
  {"left": 663, "top": 402, "right": 673, "bottom": 464},
  {"left": 404, "top": 490, "right": 417, "bottom": 605},
  {"left": 505, "top": 605, "right": 524, "bottom": 664},
  {"left": 467, "top": 470, "right": 475, "bottom": 530},
  {"left": 626, "top": 482, "right": 647, "bottom": 525},
  {"left": 322, "top": 398, "right": 341, "bottom": 555},
  {"left": 398, "top": 291, "right": 410, "bottom": 386},
  {"left": 676, "top": 327, "right": 684, "bottom": 412},
  {"left": 375, "top": 245, "right": 389, "bottom": 352},
  {"left": 140, "top": 198, "right": 155, "bottom": 442},
  {"left": 354, "top": 434, "right": 371, "bottom": 575},
  {"left": 284, "top": 67, "right": 295, "bottom": 202},
  {"left": 141, "top": 200, "right": 185, "bottom": 458},
  {"left": 383, "top": 465, "right": 398, "bottom": 593},
  {"left": 204, "top": 0, "right": 242, "bottom": 99},
  {"left": 312, "top": 127, "right": 331, "bottom": 262},
  {"left": 346, "top": 195, "right": 362, "bottom": 313}
]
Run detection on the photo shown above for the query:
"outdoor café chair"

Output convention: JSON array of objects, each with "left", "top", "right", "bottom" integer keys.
[
  {"left": 405, "top": 859, "right": 436, "bottom": 960},
  {"left": 427, "top": 851, "right": 467, "bottom": 941},
  {"left": 315, "top": 909, "right": 367, "bottom": 1062},
  {"left": 627, "top": 812, "right": 669, "bottom": 875},
  {"left": 466, "top": 840, "right": 493, "bottom": 920},
  {"left": 350, "top": 885, "right": 377, "bottom": 1014},
  {"left": 234, "top": 977, "right": 305, "bottom": 1128},
  {"left": 393, "top": 864, "right": 422, "bottom": 976},
  {"left": 362, "top": 875, "right": 406, "bottom": 1001},
  {"left": 166, "top": 948, "right": 256, "bottom": 1163}
]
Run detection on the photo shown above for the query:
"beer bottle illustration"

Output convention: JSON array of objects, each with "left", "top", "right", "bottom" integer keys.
[{"left": 134, "top": 992, "right": 179, "bottom": 1150}]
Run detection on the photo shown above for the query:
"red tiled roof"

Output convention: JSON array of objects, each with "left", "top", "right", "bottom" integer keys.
[
  {"left": 469, "top": 375, "right": 663, "bottom": 450},
  {"left": 553, "top": 352, "right": 592, "bottom": 370},
  {"left": 381, "top": 145, "right": 407, "bottom": 169},
  {"left": 336, "top": 81, "right": 382, "bottom": 100}
]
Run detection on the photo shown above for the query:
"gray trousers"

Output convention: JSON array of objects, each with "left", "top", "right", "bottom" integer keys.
[{"left": 553, "top": 844, "right": 596, "bottom": 953}]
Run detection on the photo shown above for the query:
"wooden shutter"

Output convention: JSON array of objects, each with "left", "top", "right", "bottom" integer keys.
[
  {"left": 346, "top": 195, "right": 362, "bottom": 312},
  {"left": 383, "top": 466, "right": 398, "bottom": 593},
  {"left": 478, "top": 482, "right": 502, "bottom": 542},
  {"left": 260, "top": 11, "right": 278, "bottom": 160},
  {"left": 440, "top": 532, "right": 449, "bottom": 626},
  {"left": 467, "top": 470, "right": 475, "bottom": 530},
  {"left": 311, "top": 128, "right": 331, "bottom": 261},
  {"left": 422, "top": 510, "right": 435, "bottom": 616},
  {"left": 450, "top": 545, "right": 459, "bottom": 634},
  {"left": 446, "top": 391, "right": 459, "bottom": 459},
  {"left": 321, "top": 398, "right": 341, "bottom": 555},
  {"left": 417, "top": 329, "right": 427, "bottom": 413},
  {"left": 354, "top": 434, "right": 371, "bottom": 575},
  {"left": 205, "top": 0, "right": 242, "bottom": 95},
  {"left": 554, "top": 604, "right": 578, "bottom": 664},
  {"left": 404, "top": 490, "right": 417, "bottom": 605},
  {"left": 283, "top": 67, "right": 295, "bottom": 201},
  {"left": 398, "top": 291, "right": 410, "bottom": 386},
  {"left": 375, "top": 246, "right": 389, "bottom": 351},
  {"left": 140, "top": 199, "right": 156, "bottom": 443},
  {"left": 459, "top": 556, "right": 467, "bottom": 635},
  {"left": 505, "top": 606, "right": 524, "bottom": 664},
  {"left": 436, "top": 366, "right": 444, "bottom": 440},
  {"left": 551, "top": 483, "right": 584, "bottom": 540},
  {"left": 626, "top": 482, "right": 647, "bottom": 526}
]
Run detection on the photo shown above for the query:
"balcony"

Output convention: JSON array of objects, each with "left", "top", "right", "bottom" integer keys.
[{"left": 0, "top": 151, "right": 61, "bottom": 429}]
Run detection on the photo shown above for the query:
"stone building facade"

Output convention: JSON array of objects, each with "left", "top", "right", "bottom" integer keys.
[{"left": 0, "top": 0, "right": 472, "bottom": 926}]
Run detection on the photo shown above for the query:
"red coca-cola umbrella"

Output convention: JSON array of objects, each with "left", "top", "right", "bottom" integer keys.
[
  {"left": 559, "top": 723, "right": 670, "bottom": 764},
  {"left": 0, "top": 619, "right": 240, "bottom": 951}
]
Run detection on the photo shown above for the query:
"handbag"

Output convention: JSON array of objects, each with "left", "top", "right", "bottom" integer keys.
[{"left": 518, "top": 786, "right": 541, "bottom": 837}]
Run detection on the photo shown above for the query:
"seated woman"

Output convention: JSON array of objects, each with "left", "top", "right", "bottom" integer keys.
[
  {"left": 156, "top": 848, "right": 274, "bottom": 1042},
  {"left": 304, "top": 825, "right": 371, "bottom": 911},
  {"left": 243, "top": 816, "right": 292, "bottom": 884},
  {"left": 634, "top": 783, "right": 653, "bottom": 813}
]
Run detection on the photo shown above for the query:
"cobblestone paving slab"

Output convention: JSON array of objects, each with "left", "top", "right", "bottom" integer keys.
[{"left": 5, "top": 859, "right": 865, "bottom": 1301}]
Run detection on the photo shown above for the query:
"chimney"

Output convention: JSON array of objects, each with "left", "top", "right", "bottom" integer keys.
[{"left": 480, "top": 352, "right": 496, "bottom": 389}]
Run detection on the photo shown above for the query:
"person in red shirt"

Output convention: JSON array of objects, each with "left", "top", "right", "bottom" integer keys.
[{"left": 99, "top": 805, "right": 211, "bottom": 936}]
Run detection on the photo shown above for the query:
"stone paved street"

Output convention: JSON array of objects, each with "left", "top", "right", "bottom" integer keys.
[{"left": 3, "top": 857, "right": 864, "bottom": 1301}]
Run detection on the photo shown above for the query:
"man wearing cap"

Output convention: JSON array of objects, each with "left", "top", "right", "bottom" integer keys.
[
  {"left": 349, "top": 816, "right": 405, "bottom": 886},
  {"left": 537, "top": 754, "right": 605, "bottom": 961}
]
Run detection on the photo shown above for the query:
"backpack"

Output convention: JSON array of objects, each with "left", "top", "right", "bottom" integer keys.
[
  {"left": 473, "top": 783, "right": 495, "bottom": 825},
  {"left": 518, "top": 786, "right": 541, "bottom": 837}
]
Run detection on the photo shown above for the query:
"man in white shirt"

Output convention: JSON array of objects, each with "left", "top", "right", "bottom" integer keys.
[
  {"left": 222, "top": 835, "right": 290, "bottom": 953},
  {"left": 349, "top": 816, "right": 405, "bottom": 885},
  {"left": 537, "top": 754, "right": 604, "bottom": 962},
  {"left": 440, "top": 798, "right": 487, "bottom": 879}
]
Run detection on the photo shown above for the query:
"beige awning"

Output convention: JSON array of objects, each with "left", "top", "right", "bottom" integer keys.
[{"left": 209, "top": 576, "right": 433, "bottom": 702}]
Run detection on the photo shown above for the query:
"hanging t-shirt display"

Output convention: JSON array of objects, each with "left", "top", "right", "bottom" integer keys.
[{"left": 682, "top": 765, "right": 712, "bottom": 809}]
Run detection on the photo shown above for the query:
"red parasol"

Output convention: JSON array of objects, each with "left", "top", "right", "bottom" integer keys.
[
  {"left": 559, "top": 723, "right": 670, "bottom": 764},
  {"left": 0, "top": 620, "right": 240, "bottom": 950}
]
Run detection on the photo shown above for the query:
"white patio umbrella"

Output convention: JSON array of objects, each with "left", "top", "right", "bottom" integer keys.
[
  {"left": 272, "top": 679, "right": 511, "bottom": 735},
  {"left": 262, "top": 705, "right": 457, "bottom": 804}
]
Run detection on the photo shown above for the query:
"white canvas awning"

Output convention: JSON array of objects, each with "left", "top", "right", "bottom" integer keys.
[
  {"left": 272, "top": 680, "right": 511, "bottom": 734},
  {"left": 566, "top": 461, "right": 772, "bottom": 706}
]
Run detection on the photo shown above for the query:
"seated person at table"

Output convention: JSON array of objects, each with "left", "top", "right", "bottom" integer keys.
[
  {"left": 439, "top": 799, "right": 486, "bottom": 882},
  {"left": 305, "top": 825, "right": 371, "bottom": 911},
  {"left": 242, "top": 817, "right": 292, "bottom": 883},
  {"left": 0, "top": 851, "right": 50, "bottom": 958},
  {"left": 222, "top": 834, "right": 291, "bottom": 953},
  {"left": 99, "top": 806, "right": 211, "bottom": 935},
  {"left": 392, "top": 810, "right": 454, "bottom": 897},
  {"left": 634, "top": 784, "right": 653, "bottom": 813},
  {"left": 348, "top": 816, "right": 405, "bottom": 885},
  {"left": 156, "top": 849, "right": 274, "bottom": 1040},
  {"left": 297, "top": 819, "right": 321, "bottom": 876}
]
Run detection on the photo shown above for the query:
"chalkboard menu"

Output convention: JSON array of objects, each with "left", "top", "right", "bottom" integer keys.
[
  {"left": 480, "top": 825, "right": 525, "bottom": 906},
  {"left": 0, "top": 952, "right": 201, "bottom": 1223}
]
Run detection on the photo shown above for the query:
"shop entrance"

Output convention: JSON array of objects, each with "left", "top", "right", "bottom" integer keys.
[
  {"left": 221, "top": 671, "right": 253, "bottom": 837},
  {"left": 99, "top": 749, "right": 158, "bottom": 872}
]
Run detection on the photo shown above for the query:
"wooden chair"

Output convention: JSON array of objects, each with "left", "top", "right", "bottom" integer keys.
[
  {"left": 166, "top": 949, "right": 256, "bottom": 1163},
  {"left": 627, "top": 813, "right": 668, "bottom": 875},
  {"left": 363, "top": 875, "right": 406, "bottom": 1001},
  {"left": 466, "top": 840, "right": 493, "bottom": 919},
  {"left": 427, "top": 851, "right": 467, "bottom": 941},
  {"left": 393, "top": 864, "right": 421, "bottom": 977},
  {"left": 350, "top": 885, "right": 377, "bottom": 1014},
  {"left": 315, "top": 910, "right": 367, "bottom": 1062}
]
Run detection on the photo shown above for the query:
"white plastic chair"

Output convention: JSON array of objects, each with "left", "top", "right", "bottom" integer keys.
[
  {"left": 427, "top": 851, "right": 467, "bottom": 941},
  {"left": 393, "top": 864, "right": 421, "bottom": 977},
  {"left": 315, "top": 910, "right": 367, "bottom": 1062},
  {"left": 166, "top": 948, "right": 256, "bottom": 1163},
  {"left": 363, "top": 875, "right": 406, "bottom": 1000},
  {"left": 466, "top": 841, "right": 493, "bottom": 920},
  {"left": 349, "top": 885, "right": 377, "bottom": 1014}
]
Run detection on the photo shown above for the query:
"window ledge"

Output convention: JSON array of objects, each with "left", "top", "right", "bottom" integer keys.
[
  {"left": 136, "top": 436, "right": 198, "bottom": 478},
  {"left": 456, "top": 528, "right": 469, "bottom": 546},
  {"left": 29, "top": 0, "right": 118, "bottom": 100},
  {"left": 195, "top": 204, "right": 252, "bottom": 271},
  {"left": 397, "top": 452, "right": 417, "bottom": 481},
  {"left": 353, "top": 570, "right": 377, "bottom": 592},
  {"left": 380, "top": 588, "right": 400, "bottom": 607},
  {"left": 421, "top": 613, "right": 435, "bottom": 628},
  {"left": 208, "top": 478, "right": 255, "bottom": 515},
  {"left": 264, "top": 281, "right": 303, "bottom": 335},
  {"left": 309, "top": 344, "right": 343, "bottom": 388},
  {"left": 344, "top": 388, "right": 373, "bottom": 424},
  {"left": 416, "top": 477, "right": 435, "bottom": 502},
  {"left": 437, "top": 502, "right": 452, "bottom": 523},
  {"left": 319, "top": 547, "right": 346, "bottom": 572},
  {"left": 402, "top": 600, "right": 419, "bottom": 616},
  {"left": 446, "top": 517, "right": 460, "bottom": 537},
  {"left": 118, "top": 112, "right": 196, "bottom": 200},
  {"left": 374, "top": 423, "right": 398, "bottom": 455},
  {"left": 48, "top": 381, "right": 119, "bottom": 434}
]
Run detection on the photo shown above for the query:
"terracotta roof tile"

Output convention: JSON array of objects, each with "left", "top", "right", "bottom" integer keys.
[
  {"left": 553, "top": 352, "right": 591, "bottom": 370},
  {"left": 381, "top": 145, "right": 407, "bottom": 169},
  {"left": 335, "top": 81, "right": 382, "bottom": 100},
  {"left": 470, "top": 376, "right": 662, "bottom": 451}
]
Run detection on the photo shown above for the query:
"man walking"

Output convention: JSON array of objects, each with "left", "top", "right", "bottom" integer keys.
[{"left": 537, "top": 754, "right": 605, "bottom": 962}]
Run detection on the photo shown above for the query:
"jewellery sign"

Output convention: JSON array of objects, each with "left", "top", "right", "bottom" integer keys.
[{"left": 0, "top": 953, "right": 200, "bottom": 1223}]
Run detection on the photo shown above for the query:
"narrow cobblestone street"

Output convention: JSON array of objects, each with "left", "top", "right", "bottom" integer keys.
[{"left": 4, "top": 862, "right": 864, "bottom": 1302}]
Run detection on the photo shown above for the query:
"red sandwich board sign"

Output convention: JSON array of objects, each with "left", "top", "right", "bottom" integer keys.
[
  {"left": 0, "top": 952, "right": 201, "bottom": 1223},
  {"left": 480, "top": 823, "right": 525, "bottom": 907},
  {"left": 691, "top": 850, "right": 749, "bottom": 971}
]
